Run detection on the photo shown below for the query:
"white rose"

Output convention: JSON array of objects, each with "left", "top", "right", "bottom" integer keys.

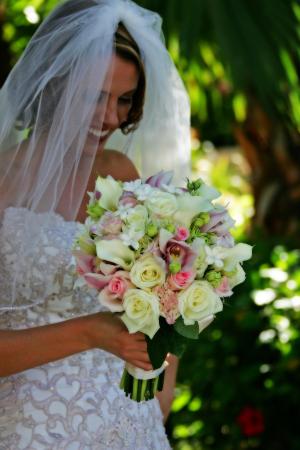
[
  {"left": 95, "top": 175, "right": 122, "bottom": 211},
  {"left": 130, "top": 254, "right": 166, "bottom": 289},
  {"left": 121, "top": 289, "right": 160, "bottom": 338},
  {"left": 178, "top": 280, "right": 223, "bottom": 326},
  {"left": 145, "top": 191, "right": 178, "bottom": 218}
]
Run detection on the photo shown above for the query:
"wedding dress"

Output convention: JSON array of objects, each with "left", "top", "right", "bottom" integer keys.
[{"left": 0, "top": 207, "right": 171, "bottom": 450}]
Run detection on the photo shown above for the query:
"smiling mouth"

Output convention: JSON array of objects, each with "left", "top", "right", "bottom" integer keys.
[{"left": 88, "top": 128, "right": 110, "bottom": 140}]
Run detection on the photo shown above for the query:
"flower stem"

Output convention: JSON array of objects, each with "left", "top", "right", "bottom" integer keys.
[
  {"left": 140, "top": 379, "right": 147, "bottom": 401},
  {"left": 120, "top": 367, "right": 166, "bottom": 402},
  {"left": 153, "top": 376, "right": 159, "bottom": 394},
  {"left": 120, "top": 370, "right": 127, "bottom": 390},
  {"left": 132, "top": 377, "right": 139, "bottom": 401}
]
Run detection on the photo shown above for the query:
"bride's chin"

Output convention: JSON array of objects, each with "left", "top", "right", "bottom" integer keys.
[{"left": 83, "top": 135, "right": 106, "bottom": 156}]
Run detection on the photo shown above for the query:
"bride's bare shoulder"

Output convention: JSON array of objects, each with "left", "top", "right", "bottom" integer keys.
[
  {"left": 95, "top": 149, "right": 140, "bottom": 182},
  {"left": 0, "top": 141, "right": 28, "bottom": 177}
]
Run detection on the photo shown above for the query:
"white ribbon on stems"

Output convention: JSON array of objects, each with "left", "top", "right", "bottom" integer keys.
[{"left": 126, "top": 360, "right": 169, "bottom": 381}]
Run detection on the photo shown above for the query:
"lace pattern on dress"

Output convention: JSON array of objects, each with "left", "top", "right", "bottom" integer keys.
[
  {"left": 0, "top": 207, "right": 79, "bottom": 313},
  {"left": 0, "top": 207, "right": 171, "bottom": 449}
]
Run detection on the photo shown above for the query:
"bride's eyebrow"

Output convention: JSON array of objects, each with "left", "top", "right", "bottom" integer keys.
[{"left": 121, "top": 89, "right": 137, "bottom": 96}]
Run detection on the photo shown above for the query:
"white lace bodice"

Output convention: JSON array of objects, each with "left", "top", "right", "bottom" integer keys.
[{"left": 0, "top": 208, "right": 170, "bottom": 449}]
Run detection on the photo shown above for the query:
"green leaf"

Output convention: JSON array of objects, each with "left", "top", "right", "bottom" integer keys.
[
  {"left": 168, "top": 332, "right": 188, "bottom": 358},
  {"left": 146, "top": 318, "right": 171, "bottom": 369},
  {"left": 174, "top": 317, "right": 199, "bottom": 340},
  {"left": 146, "top": 318, "right": 189, "bottom": 367}
]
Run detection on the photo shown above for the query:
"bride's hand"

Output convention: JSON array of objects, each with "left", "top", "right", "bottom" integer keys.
[{"left": 87, "top": 312, "right": 152, "bottom": 371}]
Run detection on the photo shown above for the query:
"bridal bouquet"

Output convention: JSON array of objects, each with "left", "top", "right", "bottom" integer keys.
[{"left": 73, "top": 171, "right": 252, "bottom": 401}]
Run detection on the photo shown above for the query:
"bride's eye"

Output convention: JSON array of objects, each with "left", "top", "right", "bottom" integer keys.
[{"left": 118, "top": 96, "right": 133, "bottom": 105}]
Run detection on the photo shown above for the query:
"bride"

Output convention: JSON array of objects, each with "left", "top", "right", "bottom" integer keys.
[{"left": 0, "top": 0, "right": 190, "bottom": 448}]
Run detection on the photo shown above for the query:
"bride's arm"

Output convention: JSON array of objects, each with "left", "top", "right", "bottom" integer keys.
[
  {"left": 0, "top": 151, "right": 141, "bottom": 378},
  {"left": 0, "top": 312, "right": 152, "bottom": 377}
]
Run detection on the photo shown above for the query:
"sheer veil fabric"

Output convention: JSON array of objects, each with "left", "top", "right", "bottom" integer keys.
[{"left": 0, "top": 0, "right": 190, "bottom": 311}]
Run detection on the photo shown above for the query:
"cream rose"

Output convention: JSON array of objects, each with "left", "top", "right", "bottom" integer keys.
[
  {"left": 130, "top": 254, "right": 166, "bottom": 289},
  {"left": 121, "top": 289, "right": 160, "bottom": 338},
  {"left": 178, "top": 280, "right": 223, "bottom": 326},
  {"left": 145, "top": 191, "right": 178, "bottom": 218}
]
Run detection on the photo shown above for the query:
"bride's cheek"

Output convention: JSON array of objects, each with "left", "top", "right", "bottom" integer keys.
[{"left": 120, "top": 104, "right": 132, "bottom": 121}]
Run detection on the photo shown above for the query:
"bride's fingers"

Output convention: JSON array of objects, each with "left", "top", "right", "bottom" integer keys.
[
  {"left": 133, "top": 332, "right": 147, "bottom": 342},
  {"left": 131, "top": 360, "right": 153, "bottom": 371},
  {"left": 133, "top": 351, "right": 152, "bottom": 363},
  {"left": 127, "top": 337, "right": 148, "bottom": 352},
  {"left": 124, "top": 348, "right": 151, "bottom": 362}
]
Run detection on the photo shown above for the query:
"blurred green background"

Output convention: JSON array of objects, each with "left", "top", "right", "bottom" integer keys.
[{"left": 1, "top": 0, "right": 300, "bottom": 448}]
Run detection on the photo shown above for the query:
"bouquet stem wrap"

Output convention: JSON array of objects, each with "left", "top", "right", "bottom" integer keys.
[{"left": 120, "top": 361, "right": 168, "bottom": 402}]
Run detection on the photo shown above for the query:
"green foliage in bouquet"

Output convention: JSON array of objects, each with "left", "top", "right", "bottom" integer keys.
[{"left": 168, "top": 238, "right": 300, "bottom": 450}]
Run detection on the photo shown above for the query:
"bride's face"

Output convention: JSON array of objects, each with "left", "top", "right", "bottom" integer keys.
[{"left": 86, "top": 54, "right": 139, "bottom": 152}]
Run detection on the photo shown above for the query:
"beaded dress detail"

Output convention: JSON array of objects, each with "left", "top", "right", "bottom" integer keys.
[{"left": 0, "top": 208, "right": 170, "bottom": 450}]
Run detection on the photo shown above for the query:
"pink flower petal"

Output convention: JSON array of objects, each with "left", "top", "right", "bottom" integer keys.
[
  {"left": 73, "top": 250, "right": 94, "bottom": 275},
  {"left": 146, "top": 170, "right": 173, "bottom": 187},
  {"left": 201, "top": 210, "right": 226, "bottom": 232},
  {"left": 175, "top": 226, "right": 189, "bottom": 241},
  {"left": 119, "top": 192, "right": 138, "bottom": 207},
  {"left": 99, "top": 262, "right": 118, "bottom": 275},
  {"left": 168, "top": 270, "right": 196, "bottom": 290},
  {"left": 215, "top": 276, "right": 233, "bottom": 297},
  {"left": 83, "top": 273, "right": 112, "bottom": 290},
  {"left": 98, "top": 287, "right": 125, "bottom": 312},
  {"left": 159, "top": 229, "right": 174, "bottom": 254}
]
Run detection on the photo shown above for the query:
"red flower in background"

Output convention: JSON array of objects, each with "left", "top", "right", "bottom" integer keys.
[{"left": 237, "top": 406, "right": 265, "bottom": 437}]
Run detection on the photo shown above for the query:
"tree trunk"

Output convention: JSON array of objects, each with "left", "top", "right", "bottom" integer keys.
[{"left": 234, "top": 98, "right": 300, "bottom": 238}]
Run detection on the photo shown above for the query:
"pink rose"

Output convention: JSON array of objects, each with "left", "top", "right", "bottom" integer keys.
[
  {"left": 215, "top": 276, "right": 233, "bottom": 297},
  {"left": 175, "top": 226, "right": 189, "bottom": 241},
  {"left": 108, "top": 276, "right": 127, "bottom": 297},
  {"left": 98, "top": 271, "right": 133, "bottom": 312},
  {"left": 168, "top": 270, "right": 196, "bottom": 290}
]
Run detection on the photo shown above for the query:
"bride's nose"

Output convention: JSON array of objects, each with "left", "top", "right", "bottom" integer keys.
[{"left": 103, "top": 98, "right": 119, "bottom": 130}]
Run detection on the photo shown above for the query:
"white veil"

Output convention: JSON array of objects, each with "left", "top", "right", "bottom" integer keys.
[{"left": 0, "top": 0, "right": 190, "bottom": 311}]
